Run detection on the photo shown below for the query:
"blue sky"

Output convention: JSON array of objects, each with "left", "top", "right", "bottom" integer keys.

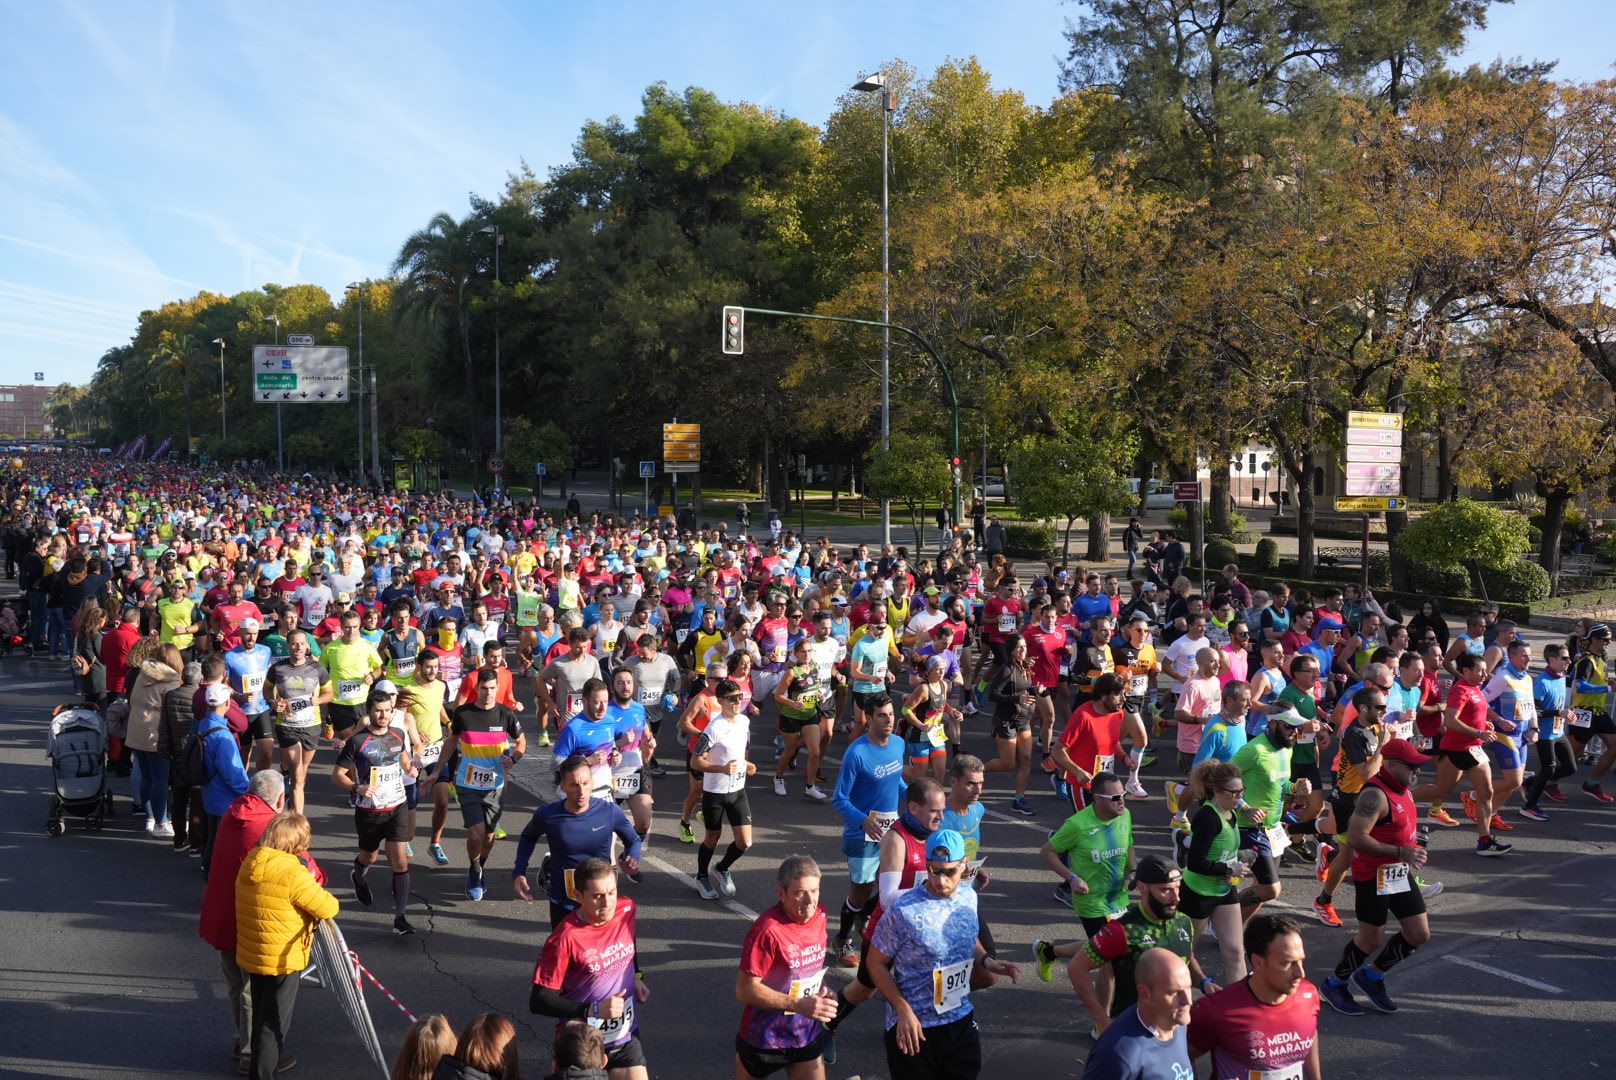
[{"left": 1, "top": 0, "right": 1609, "bottom": 387}]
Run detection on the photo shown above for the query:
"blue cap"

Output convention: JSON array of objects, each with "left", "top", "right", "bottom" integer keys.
[
  {"left": 1316, "top": 618, "right": 1344, "bottom": 633},
  {"left": 927, "top": 829, "right": 967, "bottom": 863}
]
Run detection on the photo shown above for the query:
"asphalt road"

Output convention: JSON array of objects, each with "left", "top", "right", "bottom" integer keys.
[{"left": 1, "top": 632, "right": 1614, "bottom": 1080}]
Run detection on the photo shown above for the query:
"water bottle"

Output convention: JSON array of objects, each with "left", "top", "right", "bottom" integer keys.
[{"left": 1415, "top": 825, "right": 1430, "bottom": 850}]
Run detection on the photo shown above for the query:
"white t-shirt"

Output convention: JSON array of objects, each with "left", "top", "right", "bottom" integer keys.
[
  {"left": 695, "top": 714, "right": 751, "bottom": 795},
  {"left": 1164, "top": 633, "right": 1207, "bottom": 690}
]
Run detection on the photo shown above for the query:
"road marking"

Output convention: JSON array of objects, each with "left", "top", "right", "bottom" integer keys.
[
  {"left": 1443, "top": 955, "right": 1564, "bottom": 994},
  {"left": 4, "top": 678, "right": 75, "bottom": 693},
  {"left": 504, "top": 753, "right": 761, "bottom": 921}
]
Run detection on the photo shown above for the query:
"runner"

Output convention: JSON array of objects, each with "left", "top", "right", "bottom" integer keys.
[
  {"left": 899, "top": 656, "right": 958, "bottom": 783},
  {"left": 553, "top": 679, "right": 623, "bottom": 802},
  {"left": 1051, "top": 672, "right": 1128, "bottom": 812},
  {"left": 1412, "top": 652, "right": 1512, "bottom": 855},
  {"left": 1232, "top": 708, "right": 1312, "bottom": 921},
  {"left": 381, "top": 599, "right": 426, "bottom": 682},
  {"left": 1034, "top": 770, "right": 1133, "bottom": 987},
  {"left": 773, "top": 636, "right": 831, "bottom": 801},
  {"left": 734, "top": 854, "right": 838, "bottom": 1080},
  {"left": 1080, "top": 949, "right": 1194, "bottom": 1080},
  {"left": 847, "top": 602, "right": 899, "bottom": 737},
  {"left": 1178, "top": 760, "right": 1255, "bottom": 983},
  {"left": 446, "top": 667, "right": 527, "bottom": 900},
  {"left": 1319, "top": 739, "right": 1434, "bottom": 1015},
  {"left": 321, "top": 608, "right": 383, "bottom": 746},
  {"left": 1110, "top": 613, "right": 1160, "bottom": 801},
  {"left": 397, "top": 649, "right": 454, "bottom": 865},
  {"left": 330, "top": 688, "right": 420, "bottom": 935},
  {"left": 1473, "top": 638, "right": 1534, "bottom": 830},
  {"left": 263, "top": 629, "right": 331, "bottom": 815},
  {"left": 226, "top": 618, "right": 275, "bottom": 772},
  {"left": 539, "top": 626, "right": 605, "bottom": 738},
  {"left": 607, "top": 666, "right": 655, "bottom": 863},
  {"left": 1187, "top": 914, "right": 1321, "bottom": 1078},
  {"left": 1022, "top": 599, "right": 1070, "bottom": 774},
  {"left": 529, "top": 856, "right": 652, "bottom": 1080},
  {"left": 1522, "top": 644, "right": 1577, "bottom": 819},
  {"left": 513, "top": 754, "right": 643, "bottom": 927},
  {"left": 692, "top": 677, "right": 757, "bottom": 900},
  {"left": 829, "top": 694, "right": 906, "bottom": 968},
  {"left": 1568, "top": 624, "right": 1616, "bottom": 801},
  {"left": 983, "top": 634, "right": 1038, "bottom": 816},
  {"left": 623, "top": 630, "right": 680, "bottom": 779},
  {"left": 865, "top": 828, "right": 1018, "bottom": 1080}
]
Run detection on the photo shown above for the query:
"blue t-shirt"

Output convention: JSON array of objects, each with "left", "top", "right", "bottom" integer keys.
[
  {"left": 831, "top": 734, "right": 906, "bottom": 840},
  {"left": 941, "top": 802, "right": 986, "bottom": 860},
  {"left": 1191, "top": 716, "right": 1248, "bottom": 769},
  {"left": 608, "top": 700, "right": 649, "bottom": 747},
  {"left": 553, "top": 714, "right": 618, "bottom": 762},
  {"left": 1073, "top": 593, "right": 1113, "bottom": 624},
  {"left": 511, "top": 798, "right": 642, "bottom": 909},
  {"left": 1080, "top": 1004, "right": 1192, "bottom": 1080},
  {"left": 225, "top": 644, "right": 273, "bottom": 714},
  {"left": 870, "top": 883, "right": 980, "bottom": 1029},
  {"left": 850, "top": 631, "right": 892, "bottom": 693},
  {"left": 1533, "top": 671, "right": 1570, "bottom": 741}
]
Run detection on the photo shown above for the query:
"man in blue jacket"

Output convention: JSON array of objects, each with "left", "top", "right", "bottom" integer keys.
[{"left": 198, "top": 683, "right": 251, "bottom": 873}]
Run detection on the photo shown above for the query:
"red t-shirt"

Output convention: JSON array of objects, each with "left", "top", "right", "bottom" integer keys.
[
  {"left": 1022, "top": 623, "right": 1067, "bottom": 689},
  {"left": 532, "top": 899, "right": 638, "bottom": 1049},
  {"left": 1058, "top": 701, "right": 1124, "bottom": 786},
  {"left": 983, "top": 597, "right": 1022, "bottom": 643},
  {"left": 1188, "top": 978, "right": 1320, "bottom": 1079},
  {"left": 737, "top": 905, "right": 829, "bottom": 1051},
  {"left": 1439, "top": 679, "right": 1490, "bottom": 751},
  {"left": 213, "top": 601, "right": 264, "bottom": 651}
]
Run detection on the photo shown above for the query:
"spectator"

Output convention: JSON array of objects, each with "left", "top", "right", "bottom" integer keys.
[
  {"left": 432, "top": 1013, "right": 520, "bottom": 1080},
  {"left": 393, "top": 1015, "right": 457, "bottom": 1080},
  {"left": 161, "top": 661, "right": 205, "bottom": 853},
  {"left": 199, "top": 770, "right": 288, "bottom": 1068},
  {"left": 199, "top": 683, "right": 251, "bottom": 871},
  {"left": 235, "top": 811, "right": 339, "bottom": 1080},
  {"left": 546, "top": 1021, "right": 608, "bottom": 1080},
  {"left": 125, "top": 642, "right": 184, "bottom": 836},
  {"left": 100, "top": 606, "right": 144, "bottom": 702},
  {"left": 72, "top": 599, "right": 108, "bottom": 705}
]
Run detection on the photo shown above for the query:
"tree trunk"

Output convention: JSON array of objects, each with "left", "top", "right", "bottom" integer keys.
[
  {"left": 1134, "top": 448, "right": 1152, "bottom": 518},
  {"left": 830, "top": 465, "right": 843, "bottom": 511},
  {"left": 1538, "top": 483, "right": 1571, "bottom": 595},
  {"left": 692, "top": 473, "right": 703, "bottom": 514},
  {"left": 1436, "top": 428, "right": 1454, "bottom": 503},
  {"left": 1296, "top": 446, "right": 1318, "bottom": 578},
  {"left": 1063, "top": 518, "right": 1075, "bottom": 565},
  {"left": 1086, "top": 512, "right": 1110, "bottom": 562}
]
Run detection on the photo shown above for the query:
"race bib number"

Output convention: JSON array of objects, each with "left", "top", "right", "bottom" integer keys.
[
  {"left": 1375, "top": 861, "right": 1411, "bottom": 896},
  {"left": 393, "top": 655, "right": 416, "bottom": 679},
  {"left": 1514, "top": 701, "right": 1537, "bottom": 726},
  {"left": 338, "top": 678, "right": 364, "bottom": 700},
  {"left": 1551, "top": 715, "right": 1565, "bottom": 737},
  {"left": 1572, "top": 709, "right": 1593, "bottom": 729},
  {"left": 613, "top": 771, "right": 642, "bottom": 799},
  {"left": 676, "top": 629, "right": 689, "bottom": 645},
  {"left": 242, "top": 673, "right": 265, "bottom": 698},
  {"left": 932, "top": 959, "right": 972, "bottom": 1014},
  {"left": 870, "top": 811, "right": 898, "bottom": 838},
  {"left": 566, "top": 692, "right": 584, "bottom": 717},
  {"left": 1296, "top": 727, "right": 1315, "bottom": 745},
  {"left": 869, "top": 659, "right": 888, "bottom": 681},
  {"left": 789, "top": 969, "right": 825, "bottom": 999},
  {"left": 1095, "top": 754, "right": 1115, "bottom": 775},
  {"left": 369, "top": 763, "right": 404, "bottom": 808},
  {"left": 1467, "top": 745, "right": 1487, "bottom": 767},
  {"left": 1128, "top": 675, "right": 1149, "bottom": 696},
  {"left": 419, "top": 741, "right": 443, "bottom": 766},
  {"left": 997, "top": 614, "right": 1016, "bottom": 634},
  {"left": 638, "top": 686, "right": 660, "bottom": 706},
  {"left": 588, "top": 998, "right": 635, "bottom": 1045},
  {"left": 1384, "top": 710, "right": 1413, "bottom": 741},
  {"left": 285, "top": 697, "right": 318, "bottom": 728},
  {"left": 1249, "top": 1064, "right": 1305, "bottom": 1080},
  {"left": 1264, "top": 825, "right": 1291, "bottom": 858},
  {"left": 462, "top": 762, "right": 501, "bottom": 790},
  {"left": 963, "top": 854, "right": 988, "bottom": 882},
  {"left": 926, "top": 724, "right": 947, "bottom": 748}
]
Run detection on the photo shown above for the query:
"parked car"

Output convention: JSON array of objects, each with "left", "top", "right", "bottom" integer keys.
[
  {"left": 973, "top": 476, "right": 1007, "bottom": 499},
  {"left": 1128, "top": 478, "right": 1180, "bottom": 510}
]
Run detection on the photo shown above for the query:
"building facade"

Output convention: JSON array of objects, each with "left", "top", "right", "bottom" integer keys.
[{"left": 0, "top": 384, "right": 54, "bottom": 440}]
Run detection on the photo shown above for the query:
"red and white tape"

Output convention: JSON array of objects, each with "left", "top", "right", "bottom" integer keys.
[{"left": 348, "top": 950, "right": 418, "bottom": 1023}]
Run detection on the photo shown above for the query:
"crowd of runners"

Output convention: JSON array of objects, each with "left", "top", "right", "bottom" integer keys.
[{"left": 10, "top": 449, "right": 1612, "bottom": 1080}]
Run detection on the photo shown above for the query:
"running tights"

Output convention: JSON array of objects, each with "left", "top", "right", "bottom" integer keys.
[{"left": 1525, "top": 740, "right": 1577, "bottom": 808}]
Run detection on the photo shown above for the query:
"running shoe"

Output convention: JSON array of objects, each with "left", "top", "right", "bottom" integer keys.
[
  {"left": 1319, "top": 977, "right": 1364, "bottom": 1016},
  {"left": 648, "top": 762, "right": 667, "bottom": 778},
  {"left": 1052, "top": 775, "right": 1072, "bottom": 802},
  {"left": 538, "top": 732, "right": 552, "bottom": 748},
  {"left": 1545, "top": 783, "right": 1567, "bottom": 803},
  {"left": 1352, "top": 968, "right": 1398, "bottom": 1013},
  {"left": 492, "top": 826, "right": 507, "bottom": 840},
  {"left": 467, "top": 867, "right": 485, "bottom": 902},
  {"left": 773, "top": 777, "right": 788, "bottom": 797},
  {"left": 678, "top": 820, "right": 695, "bottom": 844},
  {"left": 1312, "top": 898, "right": 1342, "bottom": 927},
  {"left": 1124, "top": 781, "right": 1150, "bottom": 800},
  {"left": 696, "top": 874, "right": 720, "bottom": 900},
  {"left": 1170, "top": 812, "right": 1190, "bottom": 835},
  {"left": 1010, "top": 796, "right": 1037, "bottom": 817},
  {"left": 1489, "top": 814, "right": 1514, "bottom": 832},
  {"left": 1582, "top": 781, "right": 1613, "bottom": 803},
  {"left": 1460, "top": 790, "right": 1477, "bottom": 822},
  {"left": 404, "top": 842, "right": 414, "bottom": 858},
  {"left": 393, "top": 916, "right": 416, "bottom": 936},
  {"left": 1415, "top": 878, "right": 1444, "bottom": 899},
  {"left": 153, "top": 822, "right": 175, "bottom": 838},
  {"left": 834, "top": 935, "right": 859, "bottom": 968},
  {"left": 1476, "top": 837, "right": 1513, "bottom": 857},
  {"left": 804, "top": 785, "right": 830, "bottom": 803},
  {"left": 1165, "top": 782, "right": 1180, "bottom": 814},
  {"left": 717, "top": 870, "right": 737, "bottom": 897},
  {"left": 963, "top": 700, "right": 978, "bottom": 716},
  {"left": 1315, "top": 841, "right": 1336, "bottom": 882},
  {"left": 1519, "top": 805, "right": 1550, "bottom": 822},
  {"left": 1428, "top": 807, "right": 1460, "bottom": 827},
  {"left": 143, "top": 816, "right": 155, "bottom": 834},
  {"left": 1033, "top": 938, "right": 1058, "bottom": 982},
  {"left": 1040, "top": 753, "right": 1057, "bottom": 774},
  {"left": 1138, "top": 750, "right": 1158, "bottom": 769},
  {"left": 351, "top": 869, "right": 373, "bottom": 907},
  {"left": 429, "top": 843, "right": 449, "bottom": 865}
]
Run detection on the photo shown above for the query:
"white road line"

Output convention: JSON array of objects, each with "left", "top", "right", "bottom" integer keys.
[
  {"left": 503, "top": 753, "right": 761, "bottom": 921},
  {"left": 4, "top": 679, "right": 76, "bottom": 693},
  {"left": 1443, "top": 955, "right": 1564, "bottom": 994}
]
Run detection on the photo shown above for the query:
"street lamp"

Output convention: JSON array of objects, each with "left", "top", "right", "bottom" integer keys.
[
  {"left": 264, "top": 314, "right": 283, "bottom": 470},
  {"left": 479, "top": 224, "right": 503, "bottom": 494},
  {"left": 212, "top": 337, "right": 227, "bottom": 441},
  {"left": 852, "top": 70, "right": 893, "bottom": 546},
  {"left": 346, "top": 283, "right": 365, "bottom": 482}
]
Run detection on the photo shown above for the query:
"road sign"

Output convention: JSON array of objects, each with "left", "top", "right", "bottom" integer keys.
[
  {"left": 1346, "top": 444, "right": 1401, "bottom": 463},
  {"left": 1345, "top": 427, "right": 1400, "bottom": 446},
  {"left": 639, "top": 460, "right": 655, "bottom": 479},
  {"left": 1347, "top": 410, "right": 1403, "bottom": 430},
  {"left": 287, "top": 333, "right": 315, "bottom": 346},
  {"left": 1336, "top": 496, "right": 1407, "bottom": 512},
  {"left": 664, "top": 462, "right": 701, "bottom": 474},
  {"left": 535, "top": 462, "right": 547, "bottom": 477},
  {"left": 488, "top": 456, "right": 505, "bottom": 474},
  {"left": 663, "top": 422, "right": 702, "bottom": 471},
  {"left": 1345, "top": 477, "right": 1401, "bottom": 496},
  {"left": 33, "top": 372, "right": 43, "bottom": 381},
  {"left": 251, "top": 345, "right": 350, "bottom": 403},
  {"left": 1172, "top": 481, "right": 1200, "bottom": 504}
]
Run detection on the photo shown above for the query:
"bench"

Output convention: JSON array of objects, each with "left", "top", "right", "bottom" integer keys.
[
  {"left": 1318, "top": 546, "right": 1363, "bottom": 567},
  {"left": 1562, "top": 553, "right": 1597, "bottom": 575}
]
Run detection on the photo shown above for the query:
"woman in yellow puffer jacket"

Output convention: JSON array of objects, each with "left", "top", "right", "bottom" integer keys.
[{"left": 235, "top": 812, "right": 339, "bottom": 1080}]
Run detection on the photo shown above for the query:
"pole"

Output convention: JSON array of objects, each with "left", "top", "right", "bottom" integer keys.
[
  {"left": 369, "top": 369, "right": 380, "bottom": 483},
  {"left": 356, "top": 288, "right": 365, "bottom": 482},
  {"left": 493, "top": 228, "right": 503, "bottom": 497},
  {"left": 273, "top": 320, "right": 283, "bottom": 472},
  {"left": 879, "top": 82, "right": 891, "bottom": 549},
  {"left": 218, "top": 341, "right": 227, "bottom": 441},
  {"left": 1361, "top": 513, "right": 1371, "bottom": 594}
]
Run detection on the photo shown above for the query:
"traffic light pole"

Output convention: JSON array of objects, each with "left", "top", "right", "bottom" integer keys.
[{"left": 728, "top": 306, "right": 961, "bottom": 529}]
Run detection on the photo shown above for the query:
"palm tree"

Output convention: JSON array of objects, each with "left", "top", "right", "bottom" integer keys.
[
  {"left": 392, "top": 211, "right": 483, "bottom": 430},
  {"left": 156, "top": 331, "right": 198, "bottom": 443}
]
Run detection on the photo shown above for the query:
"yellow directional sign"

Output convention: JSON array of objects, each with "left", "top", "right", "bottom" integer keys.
[
  {"left": 1335, "top": 496, "right": 1407, "bottom": 512},
  {"left": 1346, "top": 410, "right": 1403, "bottom": 430}
]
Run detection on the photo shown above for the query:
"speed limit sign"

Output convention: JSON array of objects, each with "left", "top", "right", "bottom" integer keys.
[{"left": 488, "top": 456, "right": 506, "bottom": 474}]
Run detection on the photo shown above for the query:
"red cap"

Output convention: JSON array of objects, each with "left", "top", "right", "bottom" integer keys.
[{"left": 1379, "top": 738, "right": 1430, "bottom": 767}]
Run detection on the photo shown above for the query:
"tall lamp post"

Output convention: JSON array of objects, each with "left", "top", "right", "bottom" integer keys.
[
  {"left": 212, "top": 337, "right": 227, "bottom": 441},
  {"left": 346, "top": 282, "right": 365, "bottom": 482},
  {"left": 265, "top": 314, "right": 282, "bottom": 470},
  {"left": 852, "top": 70, "right": 893, "bottom": 547},
  {"left": 479, "top": 224, "right": 503, "bottom": 495}
]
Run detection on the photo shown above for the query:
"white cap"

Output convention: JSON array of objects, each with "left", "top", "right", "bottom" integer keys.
[
  {"left": 373, "top": 679, "right": 399, "bottom": 696},
  {"left": 204, "top": 684, "right": 231, "bottom": 706},
  {"left": 240, "top": 618, "right": 261, "bottom": 631}
]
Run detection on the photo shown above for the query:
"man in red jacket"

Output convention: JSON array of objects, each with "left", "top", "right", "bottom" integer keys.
[
  {"left": 100, "top": 606, "right": 142, "bottom": 701},
  {"left": 198, "top": 771, "right": 324, "bottom": 1071}
]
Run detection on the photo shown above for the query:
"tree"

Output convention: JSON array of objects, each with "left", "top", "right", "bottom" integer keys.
[
  {"left": 864, "top": 433, "right": 951, "bottom": 550},
  {"left": 392, "top": 211, "right": 486, "bottom": 436},
  {"left": 503, "top": 416, "right": 574, "bottom": 494},
  {"left": 1011, "top": 432, "right": 1137, "bottom": 564},
  {"left": 395, "top": 426, "right": 447, "bottom": 465},
  {"left": 1394, "top": 498, "right": 1530, "bottom": 575}
]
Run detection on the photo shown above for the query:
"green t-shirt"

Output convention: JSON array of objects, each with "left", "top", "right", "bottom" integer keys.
[
  {"left": 322, "top": 638, "right": 381, "bottom": 705},
  {"left": 1233, "top": 733, "right": 1292, "bottom": 829},
  {"left": 157, "top": 598, "right": 197, "bottom": 649},
  {"left": 265, "top": 633, "right": 322, "bottom": 660},
  {"left": 1082, "top": 904, "right": 1196, "bottom": 1017},
  {"left": 1182, "top": 804, "right": 1239, "bottom": 898},
  {"left": 1050, "top": 805, "right": 1133, "bottom": 918},
  {"left": 1276, "top": 685, "right": 1319, "bottom": 764}
]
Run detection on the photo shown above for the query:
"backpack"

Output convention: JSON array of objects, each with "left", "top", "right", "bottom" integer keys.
[{"left": 173, "top": 723, "right": 215, "bottom": 789}]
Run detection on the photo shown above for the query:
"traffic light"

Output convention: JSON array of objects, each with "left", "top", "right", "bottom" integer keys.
[{"left": 722, "top": 306, "right": 745, "bottom": 355}]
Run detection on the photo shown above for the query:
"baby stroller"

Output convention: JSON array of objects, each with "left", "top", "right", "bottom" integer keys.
[{"left": 46, "top": 703, "right": 113, "bottom": 836}]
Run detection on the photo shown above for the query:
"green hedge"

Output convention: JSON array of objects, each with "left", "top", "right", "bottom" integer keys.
[
  {"left": 1476, "top": 559, "right": 1552, "bottom": 602},
  {"left": 1003, "top": 523, "right": 1056, "bottom": 560},
  {"left": 1406, "top": 561, "right": 1471, "bottom": 597},
  {"left": 1254, "top": 537, "right": 1280, "bottom": 572},
  {"left": 1314, "top": 550, "right": 1392, "bottom": 588},
  {"left": 1168, "top": 506, "right": 1255, "bottom": 544},
  {"left": 1203, "top": 537, "right": 1240, "bottom": 571}
]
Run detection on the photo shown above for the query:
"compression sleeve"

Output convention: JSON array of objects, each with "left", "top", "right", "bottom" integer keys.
[
  {"left": 878, "top": 870, "right": 904, "bottom": 912},
  {"left": 529, "top": 984, "right": 590, "bottom": 1019}
]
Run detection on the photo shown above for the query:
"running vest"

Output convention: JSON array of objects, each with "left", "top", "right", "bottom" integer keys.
[
  {"left": 1573, "top": 654, "right": 1608, "bottom": 712},
  {"left": 1351, "top": 774, "right": 1416, "bottom": 883},
  {"left": 1251, "top": 664, "right": 1287, "bottom": 728},
  {"left": 862, "top": 818, "right": 929, "bottom": 942},
  {"left": 384, "top": 629, "right": 422, "bottom": 680},
  {"left": 1182, "top": 807, "right": 1237, "bottom": 898}
]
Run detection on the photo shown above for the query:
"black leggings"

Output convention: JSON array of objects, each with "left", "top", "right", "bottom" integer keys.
[{"left": 1525, "top": 740, "right": 1577, "bottom": 808}]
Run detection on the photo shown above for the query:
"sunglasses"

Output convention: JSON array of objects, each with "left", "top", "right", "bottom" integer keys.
[
  {"left": 926, "top": 864, "right": 964, "bottom": 879},
  {"left": 1097, "top": 792, "right": 1127, "bottom": 804}
]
